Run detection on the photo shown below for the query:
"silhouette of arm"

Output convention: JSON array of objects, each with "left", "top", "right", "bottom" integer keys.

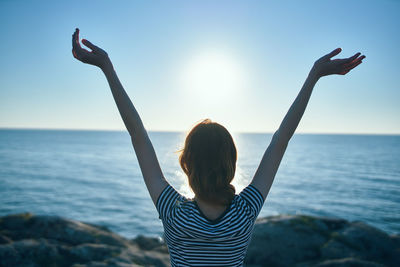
[
  {"left": 251, "top": 48, "right": 365, "bottom": 200},
  {"left": 72, "top": 29, "right": 167, "bottom": 205}
]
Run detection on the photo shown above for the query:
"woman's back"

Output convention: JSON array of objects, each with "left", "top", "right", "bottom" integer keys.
[{"left": 157, "top": 184, "right": 264, "bottom": 266}]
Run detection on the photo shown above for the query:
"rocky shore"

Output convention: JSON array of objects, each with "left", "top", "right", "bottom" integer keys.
[{"left": 0, "top": 213, "right": 398, "bottom": 266}]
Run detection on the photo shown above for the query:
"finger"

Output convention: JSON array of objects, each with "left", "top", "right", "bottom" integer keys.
[
  {"left": 72, "top": 31, "right": 75, "bottom": 49},
  {"left": 347, "top": 54, "right": 365, "bottom": 65},
  {"left": 72, "top": 28, "right": 82, "bottom": 54},
  {"left": 345, "top": 52, "right": 361, "bottom": 63},
  {"left": 75, "top": 28, "right": 81, "bottom": 48},
  {"left": 344, "top": 60, "right": 363, "bottom": 71},
  {"left": 74, "top": 30, "right": 92, "bottom": 55},
  {"left": 343, "top": 55, "right": 365, "bottom": 69},
  {"left": 82, "top": 39, "right": 98, "bottom": 52},
  {"left": 341, "top": 60, "right": 363, "bottom": 74},
  {"left": 323, "top": 48, "right": 342, "bottom": 60},
  {"left": 72, "top": 29, "right": 77, "bottom": 49},
  {"left": 339, "top": 55, "right": 365, "bottom": 75},
  {"left": 72, "top": 30, "right": 81, "bottom": 59}
]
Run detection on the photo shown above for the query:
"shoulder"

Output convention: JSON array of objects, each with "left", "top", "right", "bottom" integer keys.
[
  {"left": 156, "top": 184, "right": 192, "bottom": 220},
  {"left": 236, "top": 184, "right": 265, "bottom": 219}
]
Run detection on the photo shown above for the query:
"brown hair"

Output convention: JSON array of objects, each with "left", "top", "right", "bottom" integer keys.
[{"left": 179, "top": 119, "right": 237, "bottom": 205}]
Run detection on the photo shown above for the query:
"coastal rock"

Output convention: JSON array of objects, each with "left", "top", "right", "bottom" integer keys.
[
  {"left": 0, "top": 213, "right": 398, "bottom": 266},
  {"left": 245, "top": 215, "right": 399, "bottom": 266},
  {"left": 0, "top": 213, "right": 169, "bottom": 267}
]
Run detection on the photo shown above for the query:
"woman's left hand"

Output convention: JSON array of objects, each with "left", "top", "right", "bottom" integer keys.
[{"left": 72, "top": 28, "right": 110, "bottom": 69}]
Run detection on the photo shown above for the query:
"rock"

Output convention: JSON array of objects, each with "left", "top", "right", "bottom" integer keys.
[
  {"left": 0, "top": 213, "right": 170, "bottom": 267},
  {"left": 0, "top": 213, "right": 398, "bottom": 266},
  {"left": 244, "top": 215, "right": 400, "bottom": 267},
  {"left": 0, "top": 235, "right": 11, "bottom": 244},
  {"left": 320, "top": 239, "right": 357, "bottom": 260},
  {"left": 245, "top": 215, "right": 327, "bottom": 266},
  {"left": 132, "top": 235, "right": 168, "bottom": 253},
  {"left": 314, "top": 257, "right": 386, "bottom": 266}
]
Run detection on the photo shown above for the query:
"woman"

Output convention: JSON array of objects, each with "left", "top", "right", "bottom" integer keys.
[{"left": 72, "top": 28, "right": 365, "bottom": 266}]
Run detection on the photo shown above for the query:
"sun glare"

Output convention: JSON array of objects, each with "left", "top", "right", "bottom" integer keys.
[
  {"left": 179, "top": 50, "right": 246, "bottom": 101},
  {"left": 175, "top": 48, "right": 250, "bottom": 132}
]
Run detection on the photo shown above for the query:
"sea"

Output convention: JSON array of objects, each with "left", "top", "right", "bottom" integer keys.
[{"left": 0, "top": 129, "right": 399, "bottom": 238}]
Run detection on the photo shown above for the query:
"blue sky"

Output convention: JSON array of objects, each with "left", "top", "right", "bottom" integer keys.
[{"left": 0, "top": 0, "right": 399, "bottom": 134}]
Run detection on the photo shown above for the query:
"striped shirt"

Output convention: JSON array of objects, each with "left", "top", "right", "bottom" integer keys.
[{"left": 156, "top": 184, "right": 265, "bottom": 266}]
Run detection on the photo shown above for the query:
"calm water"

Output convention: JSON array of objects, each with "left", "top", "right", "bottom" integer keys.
[{"left": 0, "top": 129, "right": 399, "bottom": 238}]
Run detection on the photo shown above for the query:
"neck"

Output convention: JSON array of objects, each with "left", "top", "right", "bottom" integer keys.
[{"left": 194, "top": 196, "right": 226, "bottom": 208}]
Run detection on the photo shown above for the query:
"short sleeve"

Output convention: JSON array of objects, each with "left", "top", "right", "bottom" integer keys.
[
  {"left": 239, "top": 184, "right": 265, "bottom": 219},
  {"left": 156, "top": 184, "right": 182, "bottom": 220}
]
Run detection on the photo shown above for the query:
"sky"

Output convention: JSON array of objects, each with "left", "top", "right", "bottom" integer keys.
[{"left": 0, "top": 0, "right": 399, "bottom": 134}]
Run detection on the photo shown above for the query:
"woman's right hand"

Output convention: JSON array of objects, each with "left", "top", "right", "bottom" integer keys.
[
  {"left": 72, "top": 28, "right": 111, "bottom": 69},
  {"left": 311, "top": 48, "right": 365, "bottom": 78}
]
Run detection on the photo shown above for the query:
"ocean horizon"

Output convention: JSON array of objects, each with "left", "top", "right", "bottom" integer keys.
[
  {"left": 2, "top": 127, "right": 400, "bottom": 135},
  {"left": 1, "top": 129, "right": 399, "bottom": 238}
]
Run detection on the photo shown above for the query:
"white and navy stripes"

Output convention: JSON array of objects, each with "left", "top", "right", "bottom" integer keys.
[{"left": 156, "top": 184, "right": 265, "bottom": 266}]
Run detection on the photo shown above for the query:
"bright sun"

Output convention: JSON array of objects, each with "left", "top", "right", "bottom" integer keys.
[{"left": 180, "top": 50, "right": 246, "bottom": 101}]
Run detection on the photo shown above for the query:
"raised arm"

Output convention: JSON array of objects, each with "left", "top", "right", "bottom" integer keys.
[
  {"left": 251, "top": 48, "right": 365, "bottom": 199},
  {"left": 72, "top": 28, "right": 168, "bottom": 205}
]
